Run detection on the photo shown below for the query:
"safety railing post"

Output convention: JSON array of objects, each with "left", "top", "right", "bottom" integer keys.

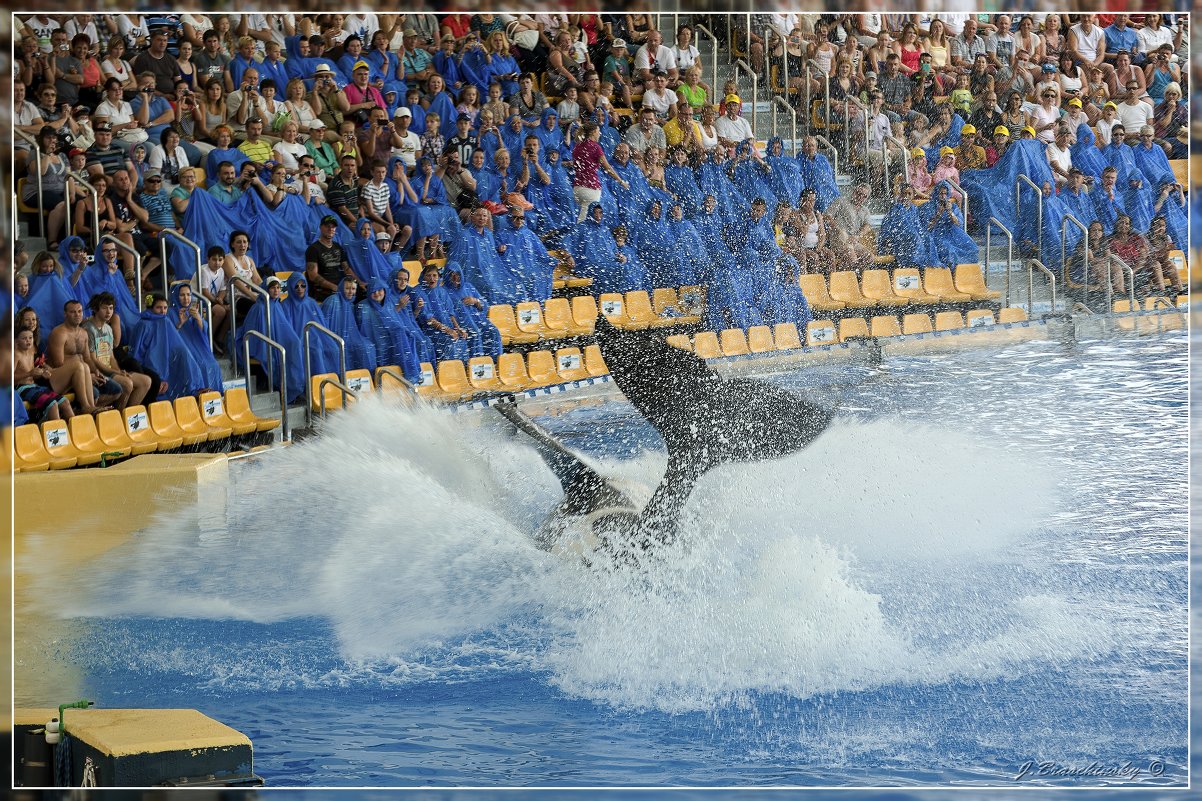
[
  {"left": 1107, "top": 253, "right": 1136, "bottom": 318},
  {"left": 16, "top": 130, "right": 45, "bottom": 239},
  {"left": 243, "top": 330, "right": 290, "bottom": 442},
  {"left": 303, "top": 321, "right": 347, "bottom": 429},
  {"left": 883, "top": 135, "right": 907, "bottom": 199},
  {"left": 813, "top": 133, "right": 839, "bottom": 178},
  {"left": 1060, "top": 214, "right": 1089, "bottom": 309},
  {"left": 1027, "top": 259, "right": 1058, "bottom": 316},
  {"left": 986, "top": 217, "right": 1015, "bottom": 308},
  {"left": 65, "top": 172, "right": 100, "bottom": 250},
  {"left": 1015, "top": 174, "right": 1043, "bottom": 262}
]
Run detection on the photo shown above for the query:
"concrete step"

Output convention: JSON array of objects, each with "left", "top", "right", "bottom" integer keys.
[{"left": 22, "top": 236, "right": 47, "bottom": 254}]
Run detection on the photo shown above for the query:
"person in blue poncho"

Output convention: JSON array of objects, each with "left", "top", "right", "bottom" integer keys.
[
  {"left": 691, "top": 195, "right": 736, "bottom": 283},
  {"left": 697, "top": 148, "right": 748, "bottom": 225},
  {"left": 877, "top": 185, "right": 933, "bottom": 269},
  {"left": 414, "top": 156, "right": 461, "bottom": 260},
  {"left": 1016, "top": 179, "right": 1071, "bottom": 267},
  {"left": 922, "top": 181, "right": 979, "bottom": 268},
  {"left": 458, "top": 39, "right": 492, "bottom": 96},
  {"left": 364, "top": 30, "right": 404, "bottom": 96},
  {"left": 484, "top": 31, "right": 521, "bottom": 97},
  {"left": 1060, "top": 169, "right": 1098, "bottom": 231},
  {"left": 129, "top": 294, "right": 215, "bottom": 400},
  {"left": 433, "top": 37, "right": 462, "bottom": 91},
  {"left": 1071, "top": 123, "right": 1109, "bottom": 182},
  {"left": 320, "top": 277, "right": 377, "bottom": 372},
  {"left": 1131, "top": 127, "right": 1176, "bottom": 189},
  {"left": 169, "top": 283, "right": 224, "bottom": 393},
  {"left": 383, "top": 157, "right": 422, "bottom": 255},
  {"left": 500, "top": 113, "right": 528, "bottom": 163},
  {"left": 796, "top": 136, "right": 840, "bottom": 212},
  {"left": 756, "top": 259, "right": 813, "bottom": 330},
  {"left": 56, "top": 238, "right": 91, "bottom": 299},
  {"left": 205, "top": 127, "right": 250, "bottom": 183},
  {"left": 534, "top": 107, "right": 564, "bottom": 152},
  {"left": 280, "top": 272, "right": 341, "bottom": 377},
  {"left": 527, "top": 145, "right": 578, "bottom": 238},
  {"left": 664, "top": 147, "right": 705, "bottom": 217},
  {"left": 25, "top": 249, "right": 83, "bottom": 334},
  {"left": 386, "top": 267, "right": 436, "bottom": 366},
  {"left": 731, "top": 139, "right": 777, "bottom": 219},
  {"left": 413, "top": 264, "right": 472, "bottom": 363},
  {"left": 451, "top": 206, "right": 528, "bottom": 306},
  {"left": 357, "top": 277, "right": 422, "bottom": 380},
  {"left": 443, "top": 262, "right": 503, "bottom": 358},
  {"left": 664, "top": 203, "right": 705, "bottom": 288},
  {"left": 606, "top": 142, "right": 657, "bottom": 229},
  {"left": 631, "top": 199, "right": 677, "bottom": 289},
  {"left": 467, "top": 148, "right": 503, "bottom": 204},
  {"left": 341, "top": 217, "right": 396, "bottom": 288},
  {"left": 424, "top": 74, "right": 459, "bottom": 129},
  {"left": 764, "top": 137, "right": 803, "bottom": 207},
  {"left": 234, "top": 276, "right": 307, "bottom": 402},
  {"left": 568, "top": 203, "right": 632, "bottom": 293},
  {"left": 494, "top": 207, "right": 558, "bottom": 302},
  {"left": 734, "top": 198, "right": 799, "bottom": 301},
  {"left": 1091, "top": 166, "right": 1126, "bottom": 235}
]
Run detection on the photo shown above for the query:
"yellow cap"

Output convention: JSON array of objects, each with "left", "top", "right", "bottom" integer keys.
[
  {"left": 910, "top": 146, "right": 925, "bottom": 158},
  {"left": 1104, "top": 101, "right": 1118, "bottom": 109},
  {"left": 353, "top": 60, "right": 370, "bottom": 72},
  {"left": 939, "top": 146, "right": 954, "bottom": 156},
  {"left": 1023, "top": 126, "right": 1037, "bottom": 137},
  {"left": 1068, "top": 97, "right": 1082, "bottom": 107},
  {"left": 724, "top": 94, "right": 741, "bottom": 105},
  {"left": 960, "top": 124, "right": 976, "bottom": 135},
  {"left": 994, "top": 125, "right": 1010, "bottom": 137}
]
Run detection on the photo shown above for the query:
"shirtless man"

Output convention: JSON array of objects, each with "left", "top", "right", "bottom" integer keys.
[
  {"left": 46, "top": 299, "right": 123, "bottom": 411},
  {"left": 84, "top": 292, "right": 151, "bottom": 409},
  {"left": 12, "top": 326, "right": 75, "bottom": 421}
]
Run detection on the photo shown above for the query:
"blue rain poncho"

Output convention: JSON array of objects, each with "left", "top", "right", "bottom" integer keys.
[
  {"left": 706, "top": 262, "right": 762, "bottom": 332},
  {"left": 765, "top": 137, "right": 804, "bottom": 207},
  {"left": 607, "top": 154, "right": 659, "bottom": 229},
  {"left": 425, "top": 89, "right": 459, "bottom": 129},
  {"left": 1131, "top": 138, "right": 1177, "bottom": 186},
  {"left": 960, "top": 139, "right": 1054, "bottom": 238},
  {"left": 877, "top": 196, "right": 934, "bottom": 269},
  {"left": 75, "top": 240, "right": 141, "bottom": 335},
  {"left": 691, "top": 200, "right": 737, "bottom": 283},
  {"left": 169, "top": 284, "right": 224, "bottom": 391},
  {"left": 57, "top": 237, "right": 90, "bottom": 298},
  {"left": 205, "top": 147, "right": 250, "bottom": 183},
  {"left": 631, "top": 200, "right": 677, "bottom": 289},
  {"left": 922, "top": 112, "right": 965, "bottom": 168},
  {"left": 433, "top": 50, "right": 462, "bottom": 90},
  {"left": 385, "top": 157, "right": 434, "bottom": 240},
  {"left": 665, "top": 160, "right": 705, "bottom": 217},
  {"left": 1101, "top": 139, "right": 1143, "bottom": 189},
  {"left": 129, "top": 308, "right": 212, "bottom": 399},
  {"left": 756, "top": 263, "right": 812, "bottom": 329},
  {"left": 494, "top": 215, "right": 557, "bottom": 302},
  {"left": 797, "top": 148, "right": 840, "bottom": 211},
  {"left": 478, "top": 127, "right": 503, "bottom": 166},
  {"left": 459, "top": 46, "right": 491, "bottom": 95},
  {"left": 1015, "top": 182, "right": 1071, "bottom": 267},
  {"left": 921, "top": 181, "right": 980, "bottom": 268},
  {"left": 1071, "top": 124, "right": 1109, "bottom": 181},
  {"left": 567, "top": 203, "right": 629, "bottom": 293},
  {"left": 356, "top": 278, "right": 422, "bottom": 380},
  {"left": 385, "top": 269, "right": 436, "bottom": 366},
  {"left": 320, "top": 277, "right": 377, "bottom": 372},
  {"left": 443, "top": 262, "right": 503, "bottom": 358},
  {"left": 731, "top": 140, "right": 777, "bottom": 219},
  {"left": 280, "top": 272, "right": 341, "bottom": 377},
  {"left": 340, "top": 217, "right": 393, "bottom": 286},
  {"left": 487, "top": 51, "right": 520, "bottom": 98},
  {"left": 234, "top": 291, "right": 307, "bottom": 402},
  {"left": 664, "top": 205, "right": 706, "bottom": 288},
  {"left": 1091, "top": 183, "right": 1126, "bottom": 235},
  {"left": 25, "top": 263, "right": 82, "bottom": 333},
  {"left": 413, "top": 157, "right": 462, "bottom": 240},
  {"left": 696, "top": 151, "right": 748, "bottom": 224},
  {"left": 527, "top": 146, "right": 577, "bottom": 236},
  {"left": 450, "top": 218, "right": 527, "bottom": 306},
  {"left": 413, "top": 270, "right": 471, "bottom": 363},
  {"left": 467, "top": 156, "right": 503, "bottom": 203},
  {"left": 533, "top": 108, "right": 564, "bottom": 152},
  {"left": 734, "top": 207, "right": 796, "bottom": 298},
  {"left": 592, "top": 107, "right": 621, "bottom": 155},
  {"left": 500, "top": 114, "right": 528, "bottom": 163}
]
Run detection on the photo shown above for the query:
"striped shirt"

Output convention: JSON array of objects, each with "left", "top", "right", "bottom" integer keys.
[
  {"left": 238, "top": 138, "right": 275, "bottom": 164},
  {"left": 360, "top": 180, "right": 391, "bottom": 218}
]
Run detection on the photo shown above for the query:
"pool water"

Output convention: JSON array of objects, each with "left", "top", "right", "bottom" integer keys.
[{"left": 47, "top": 331, "right": 1187, "bottom": 787}]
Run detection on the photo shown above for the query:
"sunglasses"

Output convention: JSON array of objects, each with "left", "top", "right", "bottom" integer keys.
[{"left": 146, "top": 177, "right": 162, "bottom": 182}]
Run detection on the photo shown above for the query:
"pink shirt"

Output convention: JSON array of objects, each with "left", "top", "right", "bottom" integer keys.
[{"left": 572, "top": 138, "right": 603, "bottom": 190}]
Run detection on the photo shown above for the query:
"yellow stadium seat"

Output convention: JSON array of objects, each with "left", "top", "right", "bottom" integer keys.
[
  {"left": 666, "top": 334, "right": 693, "bottom": 351},
  {"left": 571, "top": 295, "right": 599, "bottom": 336},
  {"left": 374, "top": 365, "right": 414, "bottom": 402},
  {"left": 806, "top": 320, "right": 838, "bottom": 346},
  {"left": 652, "top": 288, "right": 678, "bottom": 316},
  {"left": 1000, "top": 305, "right": 1028, "bottom": 322},
  {"left": 599, "top": 293, "right": 645, "bottom": 330},
  {"left": 719, "top": 328, "right": 750, "bottom": 356},
  {"left": 954, "top": 263, "right": 1002, "bottom": 301},
  {"left": 583, "top": 344, "right": 608, "bottom": 376},
  {"left": 924, "top": 268, "right": 973, "bottom": 302},
  {"left": 1176, "top": 294, "right": 1188, "bottom": 308},
  {"left": 747, "top": 325, "right": 775, "bottom": 353},
  {"left": 64, "top": 414, "right": 124, "bottom": 465},
  {"left": 197, "top": 393, "right": 253, "bottom": 436},
  {"left": 870, "top": 315, "right": 902, "bottom": 338},
  {"left": 838, "top": 317, "right": 870, "bottom": 341},
  {"left": 649, "top": 288, "right": 702, "bottom": 326},
  {"left": 497, "top": 352, "right": 531, "bottom": 391},
  {"left": 17, "top": 177, "right": 42, "bottom": 215},
  {"left": 223, "top": 388, "right": 281, "bottom": 434},
  {"left": 489, "top": 305, "right": 539, "bottom": 346},
  {"left": 515, "top": 301, "right": 558, "bottom": 339},
  {"left": 827, "top": 272, "right": 876, "bottom": 308},
  {"left": 12, "top": 423, "right": 69, "bottom": 470},
  {"left": 122, "top": 404, "right": 170, "bottom": 450},
  {"left": 627, "top": 290, "right": 668, "bottom": 329},
  {"left": 436, "top": 360, "right": 473, "bottom": 400},
  {"left": 467, "top": 356, "right": 503, "bottom": 392},
  {"left": 859, "top": 270, "right": 909, "bottom": 306},
  {"left": 174, "top": 396, "right": 232, "bottom": 443},
  {"left": 525, "top": 350, "right": 559, "bottom": 387},
  {"left": 148, "top": 401, "right": 193, "bottom": 448},
  {"left": 773, "top": 322, "right": 802, "bottom": 350},
  {"left": 965, "top": 309, "right": 996, "bottom": 328},
  {"left": 274, "top": 271, "right": 293, "bottom": 283},
  {"left": 1112, "top": 299, "right": 1133, "bottom": 313},
  {"left": 902, "top": 313, "right": 933, "bottom": 334},
  {"left": 891, "top": 268, "right": 942, "bottom": 303},
  {"left": 413, "top": 362, "right": 447, "bottom": 401},
  {"left": 402, "top": 260, "right": 423, "bottom": 286},
  {"left": 95, "top": 409, "right": 145, "bottom": 457},
  {"left": 344, "top": 369, "right": 373, "bottom": 395},
  {"left": 310, "top": 372, "right": 351, "bottom": 413},
  {"left": 544, "top": 297, "right": 587, "bottom": 337},
  {"left": 799, "top": 274, "right": 847, "bottom": 311},
  {"left": 42, "top": 419, "right": 104, "bottom": 466},
  {"left": 935, "top": 311, "right": 964, "bottom": 331},
  {"left": 555, "top": 347, "right": 590, "bottom": 382},
  {"left": 1165, "top": 249, "right": 1186, "bottom": 286},
  {"left": 692, "top": 331, "right": 722, "bottom": 359},
  {"left": 676, "top": 285, "right": 706, "bottom": 313}
]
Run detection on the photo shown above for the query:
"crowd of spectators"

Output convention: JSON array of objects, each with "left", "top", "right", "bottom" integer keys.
[{"left": 8, "top": 11, "right": 1192, "bottom": 423}]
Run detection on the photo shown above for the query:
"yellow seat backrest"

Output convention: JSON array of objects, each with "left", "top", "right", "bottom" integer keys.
[
  {"left": 598, "top": 293, "right": 626, "bottom": 320},
  {"left": 902, "top": 313, "right": 933, "bottom": 334},
  {"left": 543, "top": 297, "right": 573, "bottom": 330},
  {"left": 665, "top": 334, "right": 693, "bottom": 351},
  {"left": 870, "top": 315, "right": 901, "bottom": 337},
  {"left": 436, "top": 360, "right": 471, "bottom": 396},
  {"left": 514, "top": 301, "right": 545, "bottom": 332},
  {"left": 860, "top": 270, "right": 897, "bottom": 298},
  {"left": 692, "top": 331, "right": 722, "bottom": 359},
  {"left": 827, "top": 271, "right": 865, "bottom": 302},
  {"left": 497, "top": 352, "right": 530, "bottom": 388},
  {"left": 571, "top": 295, "right": 599, "bottom": 328},
  {"left": 799, "top": 274, "right": 836, "bottom": 303},
  {"left": 583, "top": 344, "right": 608, "bottom": 376},
  {"left": 806, "top": 320, "right": 838, "bottom": 346},
  {"left": 467, "top": 356, "right": 502, "bottom": 390},
  {"left": 413, "top": 362, "right": 441, "bottom": 396},
  {"left": 838, "top": 317, "right": 870, "bottom": 340},
  {"left": 935, "top": 311, "right": 964, "bottom": 331},
  {"left": 310, "top": 372, "right": 348, "bottom": 411},
  {"left": 719, "top": 328, "right": 749, "bottom": 356},
  {"left": 525, "top": 350, "right": 558, "bottom": 386},
  {"left": 625, "top": 290, "right": 656, "bottom": 322},
  {"left": 555, "top": 347, "right": 589, "bottom": 381},
  {"left": 773, "top": 322, "right": 802, "bottom": 350},
  {"left": 652, "top": 288, "right": 678, "bottom": 315},
  {"left": 965, "top": 309, "right": 995, "bottom": 328},
  {"left": 997, "top": 307, "right": 1028, "bottom": 324},
  {"left": 747, "top": 325, "right": 775, "bottom": 353}
]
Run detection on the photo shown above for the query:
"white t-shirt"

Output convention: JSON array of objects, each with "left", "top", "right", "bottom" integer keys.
[
  {"left": 24, "top": 16, "right": 60, "bottom": 53},
  {"left": 116, "top": 15, "right": 149, "bottom": 49},
  {"left": 273, "top": 140, "right": 308, "bottom": 171},
  {"left": 101, "top": 57, "right": 134, "bottom": 85},
  {"left": 64, "top": 19, "right": 99, "bottom": 49},
  {"left": 1070, "top": 23, "right": 1104, "bottom": 63},
  {"left": 715, "top": 113, "right": 754, "bottom": 144},
  {"left": 671, "top": 44, "right": 700, "bottom": 73},
  {"left": 641, "top": 88, "right": 675, "bottom": 116},
  {"left": 390, "top": 130, "right": 422, "bottom": 167},
  {"left": 1096, "top": 116, "right": 1118, "bottom": 146},
  {"left": 1116, "top": 100, "right": 1152, "bottom": 134},
  {"left": 95, "top": 98, "right": 136, "bottom": 128},
  {"left": 1136, "top": 25, "right": 1174, "bottom": 55},
  {"left": 1047, "top": 142, "right": 1072, "bottom": 174},
  {"left": 634, "top": 44, "right": 677, "bottom": 74},
  {"left": 200, "top": 263, "right": 228, "bottom": 300}
]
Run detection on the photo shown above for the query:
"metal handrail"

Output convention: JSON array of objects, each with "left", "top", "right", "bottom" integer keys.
[
  {"left": 243, "top": 330, "right": 290, "bottom": 442},
  {"left": 375, "top": 366, "right": 415, "bottom": 396},
  {"left": 229, "top": 275, "right": 272, "bottom": 380},
  {"left": 807, "top": 58, "right": 831, "bottom": 138},
  {"left": 159, "top": 228, "right": 202, "bottom": 295},
  {"left": 1027, "top": 258, "right": 1058, "bottom": 317},
  {"left": 1060, "top": 213, "right": 1089, "bottom": 305},
  {"left": 1106, "top": 253, "right": 1136, "bottom": 319},
  {"left": 883, "top": 134, "right": 908, "bottom": 199},
  {"left": 862, "top": 105, "right": 871, "bottom": 174},
  {"left": 813, "top": 134, "right": 839, "bottom": 180},
  {"left": 318, "top": 377, "right": 357, "bottom": 420},
  {"left": 985, "top": 217, "right": 1015, "bottom": 308},
  {"left": 943, "top": 176, "right": 969, "bottom": 227},
  {"left": 168, "top": 278, "right": 214, "bottom": 355},
  {"left": 303, "top": 321, "right": 347, "bottom": 429},
  {"left": 16, "top": 129, "right": 45, "bottom": 238},
  {"left": 770, "top": 96, "right": 798, "bottom": 155},
  {"left": 693, "top": 24, "right": 719, "bottom": 94},
  {"left": 734, "top": 58, "right": 758, "bottom": 132},
  {"left": 1015, "top": 174, "right": 1043, "bottom": 260},
  {"left": 98, "top": 234, "right": 143, "bottom": 309},
  {"left": 64, "top": 171, "right": 100, "bottom": 250}
]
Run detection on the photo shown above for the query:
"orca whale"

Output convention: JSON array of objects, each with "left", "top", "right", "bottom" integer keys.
[{"left": 496, "top": 318, "right": 833, "bottom": 561}]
